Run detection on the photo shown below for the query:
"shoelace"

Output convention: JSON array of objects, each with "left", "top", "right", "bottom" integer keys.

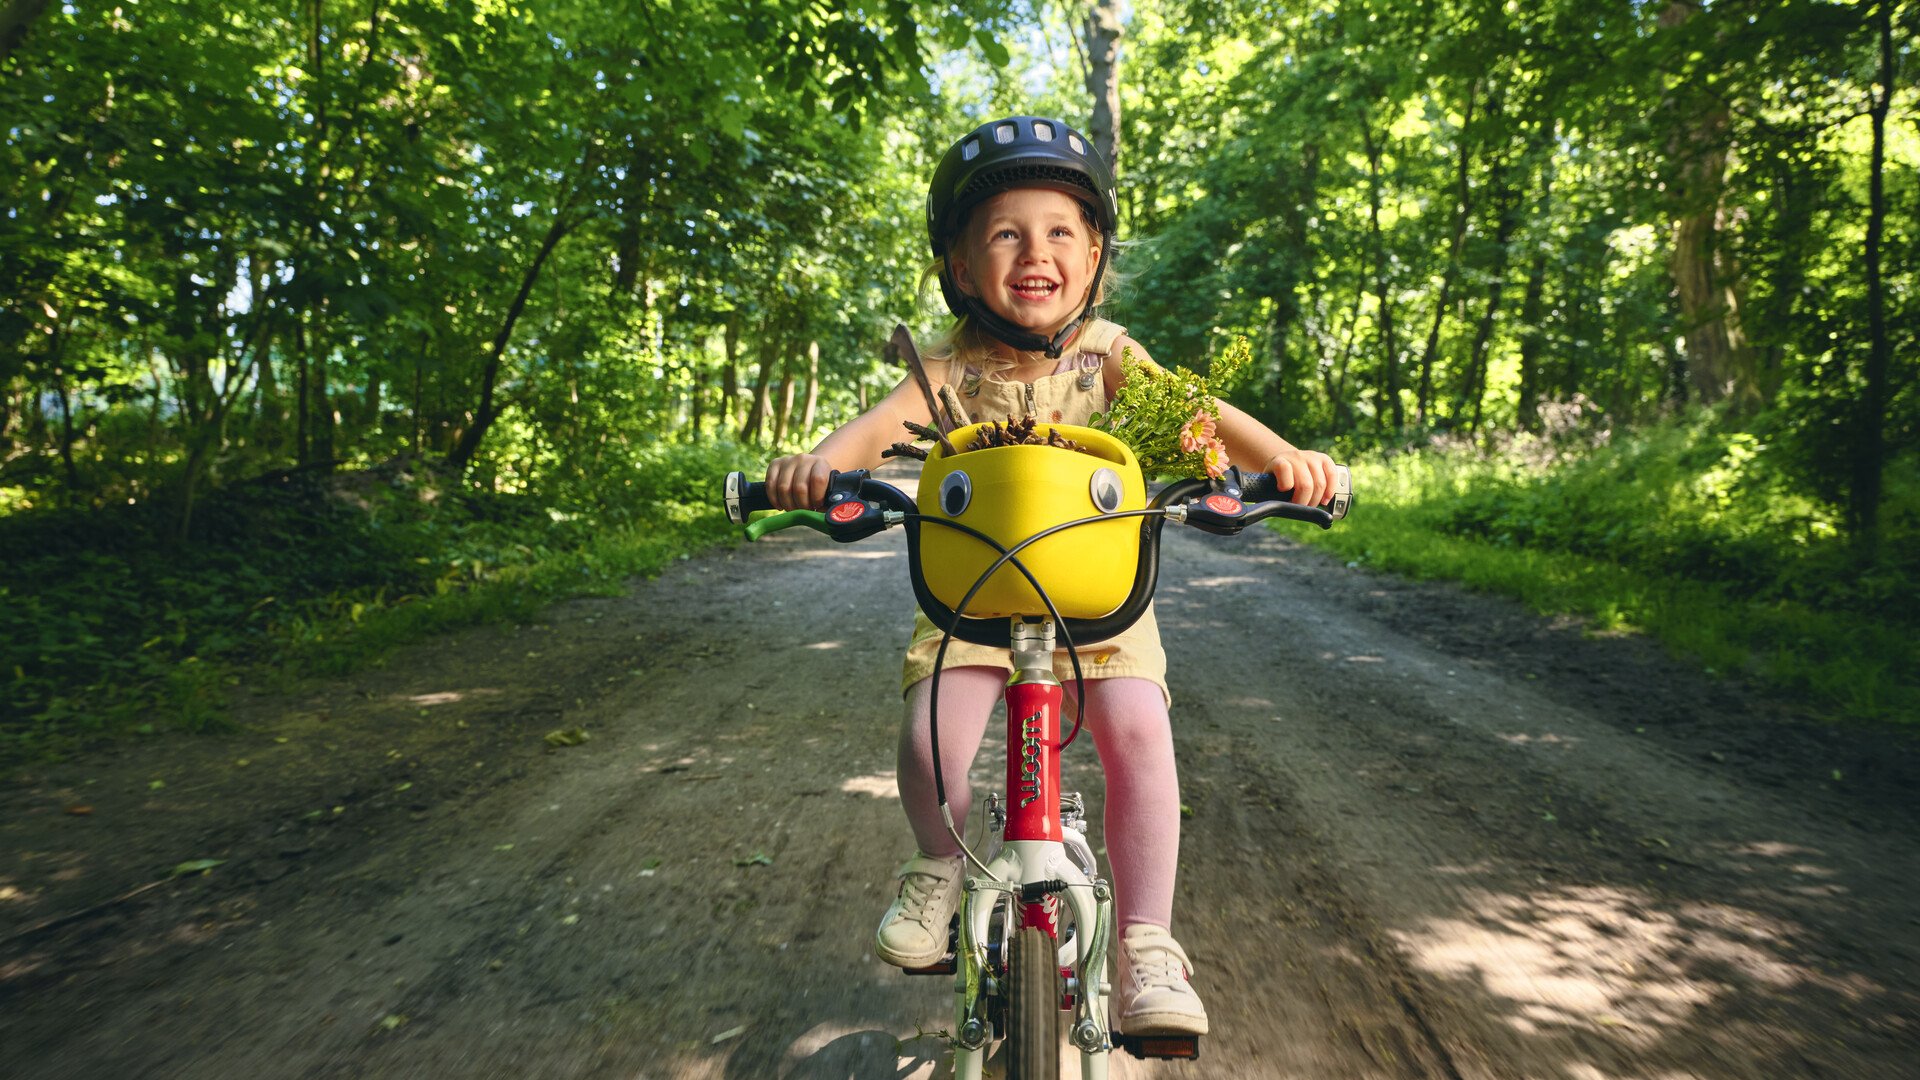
[
  {"left": 894, "top": 868, "right": 952, "bottom": 926},
  {"left": 1127, "top": 939, "right": 1192, "bottom": 992}
]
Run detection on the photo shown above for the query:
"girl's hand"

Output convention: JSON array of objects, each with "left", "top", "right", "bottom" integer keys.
[
  {"left": 1265, "top": 449, "right": 1339, "bottom": 509},
  {"left": 766, "top": 453, "right": 835, "bottom": 510}
]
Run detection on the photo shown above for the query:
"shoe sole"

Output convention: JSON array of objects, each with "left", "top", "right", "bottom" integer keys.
[
  {"left": 1117, "top": 1010, "right": 1209, "bottom": 1037},
  {"left": 875, "top": 940, "right": 948, "bottom": 968}
]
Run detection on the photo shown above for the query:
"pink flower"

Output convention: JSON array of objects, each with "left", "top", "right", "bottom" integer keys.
[
  {"left": 1202, "top": 438, "right": 1230, "bottom": 479},
  {"left": 1178, "top": 409, "right": 1217, "bottom": 454}
]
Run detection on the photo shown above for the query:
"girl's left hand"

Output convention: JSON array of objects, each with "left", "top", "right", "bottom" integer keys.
[{"left": 1264, "top": 449, "right": 1339, "bottom": 509}]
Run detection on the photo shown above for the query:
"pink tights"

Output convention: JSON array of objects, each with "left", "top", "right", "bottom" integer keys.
[{"left": 897, "top": 666, "right": 1181, "bottom": 932}]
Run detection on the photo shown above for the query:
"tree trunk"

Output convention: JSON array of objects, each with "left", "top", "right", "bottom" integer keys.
[
  {"left": 51, "top": 351, "right": 80, "bottom": 500},
  {"left": 1851, "top": 1, "right": 1894, "bottom": 551},
  {"left": 614, "top": 142, "right": 654, "bottom": 293},
  {"left": 742, "top": 324, "right": 778, "bottom": 444},
  {"left": 773, "top": 351, "right": 796, "bottom": 446},
  {"left": 690, "top": 361, "right": 706, "bottom": 439},
  {"left": 1753, "top": 150, "right": 1815, "bottom": 405},
  {"left": 1462, "top": 146, "right": 1523, "bottom": 436},
  {"left": 1361, "top": 117, "right": 1402, "bottom": 431},
  {"left": 1417, "top": 80, "right": 1477, "bottom": 424},
  {"left": 252, "top": 266, "right": 285, "bottom": 455},
  {"left": 799, "top": 339, "right": 820, "bottom": 434},
  {"left": 447, "top": 208, "right": 574, "bottom": 469},
  {"left": 722, "top": 310, "right": 742, "bottom": 432},
  {"left": 295, "top": 312, "right": 311, "bottom": 465},
  {"left": 1514, "top": 139, "right": 1557, "bottom": 432},
  {"left": 1659, "top": 0, "right": 1754, "bottom": 411},
  {"left": 1083, "top": 0, "right": 1124, "bottom": 168},
  {"left": 362, "top": 374, "right": 382, "bottom": 432},
  {"left": 412, "top": 332, "right": 426, "bottom": 455},
  {"left": 1514, "top": 246, "right": 1551, "bottom": 432},
  {"left": 310, "top": 307, "right": 335, "bottom": 469}
]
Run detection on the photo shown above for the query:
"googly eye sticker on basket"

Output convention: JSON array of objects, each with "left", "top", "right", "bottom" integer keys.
[
  {"left": 1090, "top": 467, "right": 1123, "bottom": 514},
  {"left": 940, "top": 470, "right": 972, "bottom": 516}
]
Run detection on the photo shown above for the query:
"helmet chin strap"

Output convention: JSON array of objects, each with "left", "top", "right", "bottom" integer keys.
[{"left": 956, "top": 243, "right": 1113, "bottom": 360}]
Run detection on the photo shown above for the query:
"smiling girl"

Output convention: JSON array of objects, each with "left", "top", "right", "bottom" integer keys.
[{"left": 765, "top": 115, "right": 1336, "bottom": 1036}]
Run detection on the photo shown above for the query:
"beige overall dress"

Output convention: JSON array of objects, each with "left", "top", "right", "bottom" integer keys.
[{"left": 900, "top": 319, "right": 1171, "bottom": 704}]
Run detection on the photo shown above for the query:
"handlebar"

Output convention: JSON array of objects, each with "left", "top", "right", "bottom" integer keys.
[{"left": 721, "top": 465, "right": 1351, "bottom": 648}]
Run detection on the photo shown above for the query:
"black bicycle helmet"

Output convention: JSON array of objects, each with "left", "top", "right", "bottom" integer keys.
[{"left": 927, "top": 116, "right": 1119, "bottom": 358}]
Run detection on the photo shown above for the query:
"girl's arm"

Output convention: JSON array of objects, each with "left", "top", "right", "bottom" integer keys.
[
  {"left": 1105, "top": 335, "right": 1339, "bottom": 507},
  {"left": 765, "top": 375, "right": 937, "bottom": 510}
]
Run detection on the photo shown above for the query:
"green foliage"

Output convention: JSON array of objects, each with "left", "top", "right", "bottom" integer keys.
[
  {"left": 0, "top": 445, "right": 742, "bottom": 761},
  {"left": 1288, "top": 417, "right": 1920, "bottom": 721},
  {"left": 1112, "top": 0, "right": 1917, "bottom": 544},
  {"left": 0, "top": 0, "right": 1022, "bottom": 516},
  {"left": 2, "top": 0, "right": 1916, "bottom": 751},
  {"left": 1091, "top": 339, "right": 1250, "bottom": 477}
]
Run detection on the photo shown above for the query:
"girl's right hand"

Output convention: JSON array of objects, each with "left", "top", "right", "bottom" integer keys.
[{"left": 765, "top": 453, "right": 835, "bottom": 510}]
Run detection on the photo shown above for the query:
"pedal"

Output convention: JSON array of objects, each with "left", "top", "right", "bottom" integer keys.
[
  {"left": 1113, "top": 1033, "right": 1201, "bottom": 1060},
  {"left": 902, "top": 955, "right": 956, "bottom": 975}
]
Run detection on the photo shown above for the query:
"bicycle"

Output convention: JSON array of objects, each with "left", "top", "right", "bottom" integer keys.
[{"left": 724, "top": 421, "right": 1350, "bottom": 1079}]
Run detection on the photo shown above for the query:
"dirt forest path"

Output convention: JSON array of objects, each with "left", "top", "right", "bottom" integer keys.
[{"left": 5, "top": 467, "right": 1919, "bottom": 1079}]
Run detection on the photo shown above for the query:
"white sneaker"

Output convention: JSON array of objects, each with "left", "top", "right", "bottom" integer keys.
[
  {"left": 874, "top": 852, "right": 965, "bottom": 967},
  {"left": 1114, "top": 924, "right": 1209, "bottom": 1036}
]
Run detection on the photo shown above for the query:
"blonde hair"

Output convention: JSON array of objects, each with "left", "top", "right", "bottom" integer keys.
[{"left": 915, "top": 211, "right": 1129, "bottom": 383}]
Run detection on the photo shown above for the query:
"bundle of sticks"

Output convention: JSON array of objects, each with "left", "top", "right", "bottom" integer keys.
[{"left": 881, "top": 415, "right": 1089, "bottom": 461}]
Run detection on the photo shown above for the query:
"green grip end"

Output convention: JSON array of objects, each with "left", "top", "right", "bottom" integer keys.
[{"left": 744, "top": 509, "right": 829, "bottom": 541}]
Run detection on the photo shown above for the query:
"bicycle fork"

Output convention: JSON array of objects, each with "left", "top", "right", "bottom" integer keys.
[{"left": 949, "top": 616, "right": 1115, "bottom": 1080}]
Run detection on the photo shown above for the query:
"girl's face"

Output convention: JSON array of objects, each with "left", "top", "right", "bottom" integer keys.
[{"left": 950, "top": 188, "right": 1102, "bottom": 341}]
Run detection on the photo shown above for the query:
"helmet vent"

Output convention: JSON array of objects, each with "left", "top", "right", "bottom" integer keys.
[
  {"left": 1068, "top": 134, "right": 1085, "bottom": 154},
  {"left": 961, "top": 138, "right": 979, "bottom": 162},
  {"left": 1033, "top": 121, "right": 1054, "bottom": 141},
  {"left": 994, "top": 122, "right": 1016, "bottom": 144}
]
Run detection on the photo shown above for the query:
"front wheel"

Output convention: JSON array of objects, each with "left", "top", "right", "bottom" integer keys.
[{"left": 1005, "top": 925, "right": 1060, "bottom": 1080}]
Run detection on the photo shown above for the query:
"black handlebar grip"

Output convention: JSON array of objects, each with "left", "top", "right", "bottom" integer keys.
[
  {"left": 723, "top": 471, "right": 774, "bottom": 524},
  {"left": 1241, "top": 465, "right": 1352, "bottom": 521}
]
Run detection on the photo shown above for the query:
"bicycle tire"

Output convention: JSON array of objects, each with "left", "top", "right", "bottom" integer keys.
[{"left": 1005, "top": 924, "right": 1060, "bottom": 1080}]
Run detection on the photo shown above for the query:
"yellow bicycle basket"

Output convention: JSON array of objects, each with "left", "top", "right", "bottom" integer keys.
[{"left": 916, "top": 422, "right": 1146, "bottom": 619}]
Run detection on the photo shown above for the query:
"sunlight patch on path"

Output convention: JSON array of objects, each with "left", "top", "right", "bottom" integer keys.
[
  {"left": 1392, "top": 884, "right": 1881, "bottom": 1044},
  {"left": 403, "top": 688, "right": 503, "bottom": 707},
  {"left": 842, "top": 771, "right": 901, "bottom": 799},
  {"left": 769, "top": 548, "right": 901, "bottom": 561},
  {"left": 783, "top": 1021, "right": 941, "bottom": 1078}
]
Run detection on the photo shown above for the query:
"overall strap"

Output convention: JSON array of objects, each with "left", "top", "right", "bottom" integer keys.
[{"left": 1073, "top": 318, "right": 1128, "bottom": 359}]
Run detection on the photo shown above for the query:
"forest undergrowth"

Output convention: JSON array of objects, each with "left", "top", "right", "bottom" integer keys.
[
  {"left": 1289, "top": 410, "right": 1919, "bottom": 724},
  {"left": 0, "top": 442, "right": 758, "bottom": 765},
  {"left": 6, "top": 414, "right": 1914, "bottom": 767}
]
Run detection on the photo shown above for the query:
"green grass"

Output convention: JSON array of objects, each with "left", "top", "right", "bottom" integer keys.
[
  {"left": 276, "top": 503, "right": 737, "bottom": 679},
  {"left": 0, "top": 441, "right": 758, "bottom": 764},
  {"left": 1280, "top": 423, "right": 1919, "bottom": 723}
]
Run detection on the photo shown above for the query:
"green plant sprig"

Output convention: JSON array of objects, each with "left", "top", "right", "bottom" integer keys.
[{"left": 1090, "top": 338, "right": 1252, "bottom": 478}]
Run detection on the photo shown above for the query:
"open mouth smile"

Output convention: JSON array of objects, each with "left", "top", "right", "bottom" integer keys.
[{"left": 1008, "top": 277, "right": 1060, "bottom": 301}]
